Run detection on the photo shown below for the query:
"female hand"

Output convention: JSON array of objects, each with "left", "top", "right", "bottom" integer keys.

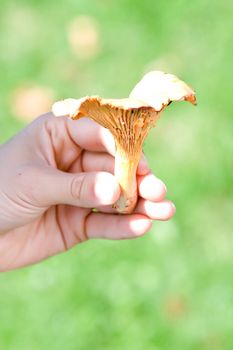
[{"left": 0, "top": 113, "right": 175, "bottom": 271}]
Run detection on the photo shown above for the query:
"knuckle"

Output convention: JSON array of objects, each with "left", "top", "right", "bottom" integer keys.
[{"left": 70, "top": 175, "right": 85, "bottom": 201}]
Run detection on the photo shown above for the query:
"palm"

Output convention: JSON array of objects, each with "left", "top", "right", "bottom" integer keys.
[
  {"left": 0, "top": 114, "right": 104, "bottom": 269},
  {"left": 0, "top": 204, "right": 90, "bottom": 270}
]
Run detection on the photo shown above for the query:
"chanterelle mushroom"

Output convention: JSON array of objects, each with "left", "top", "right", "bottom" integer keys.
[{"left": 52, "top": 71, "right": 196, "bottom": 214}]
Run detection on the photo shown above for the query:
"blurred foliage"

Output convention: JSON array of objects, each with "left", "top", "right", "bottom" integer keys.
[{"left": 0, "top": 0, "right": 233, "bottom": 349}]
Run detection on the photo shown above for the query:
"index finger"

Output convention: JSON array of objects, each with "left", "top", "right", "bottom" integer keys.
[
  {"left": 52, "top": 99, "right": 115, "bottom": 154},
  {"left": 67, "top": 117, "right": 116, "bottom": 155},
  {"left": 52, "top": 102, "right": 150, "bottom": 174}
]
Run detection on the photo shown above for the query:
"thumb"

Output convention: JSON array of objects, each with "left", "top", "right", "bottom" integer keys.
[{"left": 33, "top": 167, "right": 120, "bottom": 208}]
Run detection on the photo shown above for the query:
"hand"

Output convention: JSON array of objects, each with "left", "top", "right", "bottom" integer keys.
[{"left": 0, "top": 113, "right": 175, "bottom": 271}]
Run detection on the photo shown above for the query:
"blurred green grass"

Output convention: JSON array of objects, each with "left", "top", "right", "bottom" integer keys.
[{"left": 0, "top": 0, "right": 233, "bottom": 349}]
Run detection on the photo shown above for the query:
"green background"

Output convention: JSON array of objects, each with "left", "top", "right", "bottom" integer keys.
[{"left": 0, "top": 0, "right": 233, "bottom": 349}]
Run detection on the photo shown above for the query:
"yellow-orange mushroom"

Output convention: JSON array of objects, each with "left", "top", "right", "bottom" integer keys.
[{"left": 52, "top": 71, "right": 196, "bottom": 214}]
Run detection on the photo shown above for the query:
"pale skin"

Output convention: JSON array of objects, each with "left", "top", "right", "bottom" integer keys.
[{"left": 0, "top": 113, "right": 175, "bottom": 271}]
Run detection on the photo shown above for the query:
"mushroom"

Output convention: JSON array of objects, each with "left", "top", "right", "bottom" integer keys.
[{"left": 52, "top": 71, "right": 196, "bottom": 214}]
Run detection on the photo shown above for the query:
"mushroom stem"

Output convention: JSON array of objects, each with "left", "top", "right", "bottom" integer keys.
[{"left": 113, "top": 144, "right": 140, "bottom": 213}]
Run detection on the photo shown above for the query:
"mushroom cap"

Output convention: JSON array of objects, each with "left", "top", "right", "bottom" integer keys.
[
  {"left": 52, "top": 96, "right": 153, "bottom": 119},
  {"left": 52, "top": 70, "right": 196, "bottom": 158},
  {"left": 52, "top": 70, "right": 196, "bottom": 121},
  {"left": 129, "top": 70, "right": 196, "bottom": 111}
]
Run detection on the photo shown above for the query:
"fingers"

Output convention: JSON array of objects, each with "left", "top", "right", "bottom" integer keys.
[
  {"left": 61, "top": 171, "right": 120, "bottom": 207},
  {"left": 67, "top": 117, "right": 116, "bottom": 155},
  {"left": 97, "top": 198, "right": 175, "bottom": 220},
  {"left": 70, "top": 150, "right": 150, "bottom": 175},
  {"left": 81, "top": 152, "right": 114, "bottom": 173},
  {"left": 134, "top": 199, "right": 176, "bottom": 220},
  {"left": 138, "top": 173, "right": 167, "bottom": 201},
  {"left": 86, "top": 213, "right": 152, "bottom": 240},
  {"left": 137, "top": 173, "right": 175, "bottom": 220},
  {"left": 51, "top": 108, "right": 150, "bottom": 174},
  {"left": 96, "top": 173, "right": 175, "bottom": 221},
  {"left": 68, "top": 119, "right": 150, "bottom": 174},
  {"left": 48, "top": 113, "right": 116, "bottom": 155},
  {"left": 79, "top": 155, "right": 162, "bottom": 194},
  {"left": 33, "top": 166, "right": 120, "bottom": 208}
]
